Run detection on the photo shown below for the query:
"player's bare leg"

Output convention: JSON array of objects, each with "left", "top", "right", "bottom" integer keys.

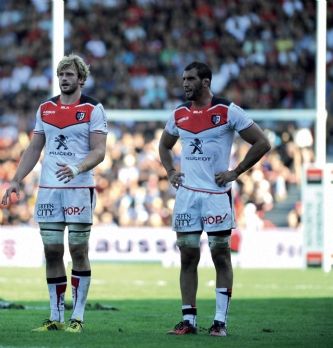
[
  {"left": 210, "top": 245, "right": 233, "bottom": 336},
  {"left": 44, "top": 244, "right": 67, "bottom": 323},
  {"left": 69, "top": 242, "right": 90, "bottom": 271},
  {"left": 179, "top": 246, "right": 200, "bottom": 306},
  {"left": 66, "top": 224, "right": 92, "bottom": 333},
  {"left": 32, "top": 222, "right": 67, "bottom": 332},
  {"left": 32, "top": 244, "right": 67, "bottom": 332},
  {"left": 168, "top": 245, "right": 200, "bottom": 335},
  {"left": 45, "top": 244, "right": 66, "bottom": 277}
]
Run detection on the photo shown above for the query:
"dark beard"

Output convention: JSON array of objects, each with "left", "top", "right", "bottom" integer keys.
[{"left": 185, "top": 85, "right": 203, "bottom": 101}]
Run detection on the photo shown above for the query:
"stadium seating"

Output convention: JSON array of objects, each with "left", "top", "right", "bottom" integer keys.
[{"left": 1, "top": 0, "right": 332, "bottom": 229}]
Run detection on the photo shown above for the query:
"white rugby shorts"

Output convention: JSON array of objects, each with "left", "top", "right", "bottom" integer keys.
[
  {"left": 34, "top": 188, "right": 96, "bottom": 223},
  {"left": 172, "top": 186, "right": 235, "bottom": 233}
]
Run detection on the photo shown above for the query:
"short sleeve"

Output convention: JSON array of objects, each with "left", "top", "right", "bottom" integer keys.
[
  {"left": 165, "top": 112, "right": 179, "bottom": 136},
  {"left": 90, "top": 103, "right": 108, "bottom": 134},
  {"left": 228, "top": 102, "right": 254, "bottom": 132},
  {"left": 33, "top": 106, "right": 44, "bottom": 134}
]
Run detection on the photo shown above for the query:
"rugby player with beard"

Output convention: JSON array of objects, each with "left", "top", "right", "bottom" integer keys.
[
  {"left": 2, "top": 54, "right": 108, "bottom": 333},
  {"left": 159, "top": 61, "right": 270, "bottom": 337}
]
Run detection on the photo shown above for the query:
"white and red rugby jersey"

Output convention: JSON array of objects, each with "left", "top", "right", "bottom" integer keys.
[
  {"left": 165, "top": 97, "right": 253, "bottom": 193},
  {"left": 34, "top": 94, "right": 108, "bottom": 188}
]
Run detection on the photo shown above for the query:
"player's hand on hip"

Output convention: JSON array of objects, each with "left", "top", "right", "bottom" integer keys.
[
  {"left": 215, "top": 170, "right": 237, "bottom": 187},
  {"left": 56, "top": 162, "right": 79, "bottom": 183},
  {"left": 168, "top": 171, "right": 184, "bottom": 189},
  {"left": 1, "top": 181, "right": 20, "bottom": 205}
]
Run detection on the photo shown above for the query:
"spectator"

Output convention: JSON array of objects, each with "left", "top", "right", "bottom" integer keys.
[{"left": 0, "top": 0, "right": 328, "bottom": 229}]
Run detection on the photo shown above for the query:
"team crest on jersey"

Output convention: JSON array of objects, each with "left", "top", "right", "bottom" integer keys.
[
  {"left": 76, "top": 111, "right": 86, "bottom": 121},
  {"left": 211, "top": 115, "right": 221, "bottom": 125}
]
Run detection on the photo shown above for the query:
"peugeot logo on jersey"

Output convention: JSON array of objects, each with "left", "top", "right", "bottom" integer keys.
[
  {"left": 190, "top": 138, "right": 203, "bottom": 154},
  {"left": 55, "top": 134, "right": 68, "bottom": 150},
  {"left": 211, "top": 114, "right": 221, "bottom": 125},
  {"left": 76, "top": 111, "right": 86, "bottom": 121},
  {"left": 49, "top": 134, "right": 74, "bottom": 156}
]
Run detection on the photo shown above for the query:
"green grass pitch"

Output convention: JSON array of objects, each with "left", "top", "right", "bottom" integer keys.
[{"left": 0, "top": 263, "right": 332, "bottom": 348}]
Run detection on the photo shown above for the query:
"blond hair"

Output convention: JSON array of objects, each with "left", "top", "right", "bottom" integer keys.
[{"left": 57, "top": 54, "right": 90, "bottom": 85}]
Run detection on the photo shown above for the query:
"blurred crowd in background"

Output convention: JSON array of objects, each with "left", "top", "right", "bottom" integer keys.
[{"left": 1, "top": 0, "right": 333, "bottom": 229}]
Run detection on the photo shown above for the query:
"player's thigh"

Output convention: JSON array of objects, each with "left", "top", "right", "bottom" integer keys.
[
  {"left": 201, "top": 191, "right": 235, "bottom": 232},
  {"left": 176, "top": 231, "right": 201, "bottom": 264},
  {"left": 172, "top": 187, "right": 202, "bottom": 232},
  {"left": 34, "top": 189, "right": 64, "bottom": 222},
  {"left": 207, "top": 230, "right": 231, "bottom": 250},
  {"left": 207, "top": 230, "right": 232, "bottom": 267},
  {"left": 176, "top": 231, "right": 202, "bottom": 249},
  {"left": 67, "top": 223, "right": 91, "bottom": 247},
  {"left": 62, "top": 188, "right": 96, "bottom": 224},
  {"left": 39, "top": 221, "right": 66, "bottom": 247}
]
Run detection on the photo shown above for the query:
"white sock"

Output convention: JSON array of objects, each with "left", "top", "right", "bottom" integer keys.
[
  {"left": 182, "top": 304, "right": 197, "bottom": 326},
  {"left": 70, "top": 270, "right": 91, "bottom": 322},
  {"left": 47, "top": 276, "right": 67, "bottom": 322},
  {"left": 215, "top": 288, "right": 232, "bottom": 325}
]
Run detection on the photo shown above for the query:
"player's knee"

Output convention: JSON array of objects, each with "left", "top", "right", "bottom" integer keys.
[
  {"left": 68, "top": 232, "right": 90, "bottom": 245},
  {"left": 176, "top": 234, "right": 201, "bottom": 249},
  {"left": 68, "top": 224, "right": 91, "bottom": 245},
  {"left": 177, "top": 235, "right": 201, "bottom": 270},
  {"left": 69, "top": 244, "right": 88, "bottom": 262},
  {"left": 209, "top": 236, "right": 232, "bottom": 270},
  {"left": 208, "top": 235, "right": 230, "bottom": 251},
  {"left": 39, "top": 222, "right": 65, "bottom": 245},
  {"left": 44, "top": 245, "right": 64, "bottom": 263}
]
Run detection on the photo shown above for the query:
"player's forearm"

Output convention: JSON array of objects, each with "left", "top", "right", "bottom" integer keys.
[
  {"left": 76, "top": 147, "right": 106, "bottom": 173},
  {"left": 159, "top": 147, "right": 176, "bottom": 176},
  {"left": 234, "top": 139, "right": 271, "bottom": 176},
  {"left": 75, "top": 133, "right": 107, "bottom": 174},
  {"left": 12, "top": 147, "right": 42, "bottom": 183}
]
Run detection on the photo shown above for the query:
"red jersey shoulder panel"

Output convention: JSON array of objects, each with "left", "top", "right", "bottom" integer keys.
[
  {"left": 174, "top": 104, "right": 229, "bottom": 134},
  {"left": 40, "top": 101, "right": 93, "bottom": 129}
]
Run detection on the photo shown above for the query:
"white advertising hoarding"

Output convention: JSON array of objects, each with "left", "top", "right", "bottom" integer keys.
[
  {"left": 0, "top": 227, "right": 44, "bottom": 267},
  {"left": 238, "top": 228, "right": 302, "bottom": 268},
  {"left": 0, "top": 226, "right": 303, "bottom": 268}
]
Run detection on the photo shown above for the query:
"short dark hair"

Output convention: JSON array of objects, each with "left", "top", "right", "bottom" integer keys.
[{"left": 184, "top": 61, "right": 212, "bottom": 81}]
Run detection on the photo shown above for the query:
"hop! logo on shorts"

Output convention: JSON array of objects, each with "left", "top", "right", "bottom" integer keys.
[{"left": 63, "top": 206, "right": 86, "bottom": 215}]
